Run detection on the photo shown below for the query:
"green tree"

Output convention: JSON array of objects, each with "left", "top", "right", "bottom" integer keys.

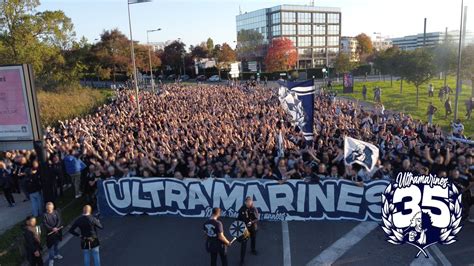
[
  {"left": 236, "top": 29, "right": 265, "bottom": 62},
  {"left": 90, "top": 29, "right": 130, "bottom": 81},
  {"left": 461, "top": 44, "right": 474, "bottom": 97},
  {"left": 404, "top": 49, "right": 436, "bottom": 107},
  {"left": 160, "top": 40, "right": 186, "bottom": 74},
  {"left": 432, "top": 40, "right": 457, "bottom": 87},
  {"left": 334, "top": 53, "right": 356, "bottom": 75},
  {"left": 374, "top": 47, "right": 400, "bottom": 86},
  {"left": 0, "top": 0, "right": 76, "bottom": 89},
  {"left": 206, "top": 37, "right": 214, "bottom": 54}
]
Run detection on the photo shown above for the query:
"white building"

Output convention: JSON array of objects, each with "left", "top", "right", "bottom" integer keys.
[
  {"left": 373, "top": 37, "right": 392, "bottom": 51},
  {"left": 340, "top": 36, "right": 359, "bottom": 62},
  {"left": 390, "top": 30, "right": 474, "bottom": 51}
]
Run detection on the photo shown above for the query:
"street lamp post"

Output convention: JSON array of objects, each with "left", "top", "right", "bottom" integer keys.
[
  {"left": 147, "top": 28, "right": 161, "bottom": 93},
  {"left": 454, "top": 0, "right": 464, "bottom": 120},
  {"left": 127, "top": 0, "right": 151, "bottom": 116}
]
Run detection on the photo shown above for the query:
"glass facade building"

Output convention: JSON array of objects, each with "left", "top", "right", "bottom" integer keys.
[{"left": 236, "top": 4, "right": 342, "bottom": 69}]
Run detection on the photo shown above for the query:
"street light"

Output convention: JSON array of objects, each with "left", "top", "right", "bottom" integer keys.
[
  {"left": 147, "top": 28, "right": 161, "bottom": 93},
  {"left": 127, "top": 0, "right": 151, "bottom": 116}
]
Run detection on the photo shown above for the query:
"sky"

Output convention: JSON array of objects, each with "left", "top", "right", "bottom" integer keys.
[{"left": 39, "top": 0, "right": 473, "bottom": 48}]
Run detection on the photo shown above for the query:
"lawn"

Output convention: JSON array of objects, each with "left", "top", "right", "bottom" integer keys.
[
  {"left": 332, "top": 77, "right": 474, "bottom": 137},
  {"left": 37, "top": 87, "right": 113, "bottom": 126}
]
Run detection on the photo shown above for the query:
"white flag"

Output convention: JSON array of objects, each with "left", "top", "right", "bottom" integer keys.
[
  {"left": 344, "top": 137, "right": 379, "bottom": 171},
  {"left": 277, "top": 131, "right": 284, "bottom": 158}
]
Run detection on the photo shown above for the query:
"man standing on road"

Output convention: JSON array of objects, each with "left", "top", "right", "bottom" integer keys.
[
  {"left": 237, "top": 196, "right": 259, "bottom": 265},
  {"left": 43, "top": 202, "right": 63, "bottom": 266},
  {"left": 0, "top": 161, "right": 15, "bottom": 207},
  {"left": 64, "top": 149, "right": 86, "bottom": 198},
  {"left": 203, "top": 207, "right": 231, "bottom": 266},
  {"left": 69, "top": 205, "right": 103, "bottom": 266},
  {"left": 23, "top": 216, "right": 43, "bottom": 266}
]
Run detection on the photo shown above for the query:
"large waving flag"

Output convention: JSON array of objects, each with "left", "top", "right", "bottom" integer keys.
[
  {"left": 344, "top": 137, "right": 379, "bottom": 171},
  {"left": 281, "top": 80, "right": 315, "bottom": 142}
]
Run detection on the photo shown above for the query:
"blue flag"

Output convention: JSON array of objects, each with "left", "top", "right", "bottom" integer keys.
[{"left": 287, "top": 80, "right": 315, "bottom": 142}]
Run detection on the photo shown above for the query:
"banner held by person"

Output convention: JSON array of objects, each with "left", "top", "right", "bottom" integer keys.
[
  {"left": 97, "top": 177, "right": 389, "bottom": 222},
  {"left": 279, "top": 80, "right": 315, "bottom": 142}
]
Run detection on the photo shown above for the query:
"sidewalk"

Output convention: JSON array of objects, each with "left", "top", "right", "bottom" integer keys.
[{"left": 0, "top": 193, "right": 32, "bottom": 234}]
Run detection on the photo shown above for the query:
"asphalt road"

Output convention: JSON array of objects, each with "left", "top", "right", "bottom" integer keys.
[{"left": 53, "top": 216, "right": 474, "bottom": 266}]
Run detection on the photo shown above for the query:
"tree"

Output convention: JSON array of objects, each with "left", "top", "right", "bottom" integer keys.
[
  {"left": 264, "top": 38, "right": 297, "bottom": 72},
  {"left": 90, "top": 29, "right": 130, "bottom": 81},
  {"left": 215, "top": 43, "right": 236, "bottom": 68},
  {"left": 190, "top": 44, "right": 208, "bottom": 60},
  {"left": 404, "top": 49, "right": 436, "bottom": 107},
  {"left": 391, "top": 50, "right": 411, "bottom": 94},
  {"left": 355, "top": 33, "right": 373, "bottom": 63},
  {"left": 206, "top": 38, "right": 214, "bottom": 54},
  {"left": 461, "top": 44, "right": 474, "bottom": 97},
  {"left": 374, "top": 47, "right": 400, "bottom": 86},
  {"left": 334, "top": 53, "right": 356, "bottom": 75},
  {"left": 432, "top": 41, "right": 457, "bottom": 87},
  {"left": 160, "top": 40, "right": 186, "bottom": 74},
  {"left": 236, "top": 29, "right": 266, "bottom": 62},
  {"left": 0, "top": 0, "right": 77, "bottom": 89}
]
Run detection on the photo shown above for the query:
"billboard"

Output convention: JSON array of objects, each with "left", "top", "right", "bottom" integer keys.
[
  {"left": 0, "top": 65, "right": 42, "bottom": 151},
  {"left": 343, "top": 73, "right": 354, "bottom": 93}
]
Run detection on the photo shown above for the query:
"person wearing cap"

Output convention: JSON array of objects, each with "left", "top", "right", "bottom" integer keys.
[{"left": 237, "top": 196, "right": 259, "bottom": 265}]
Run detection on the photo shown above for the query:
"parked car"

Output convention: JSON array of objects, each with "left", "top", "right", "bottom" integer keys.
[
  {"left": 167, "top": 74, "right": 177, "bottom": 80},
  {"left": 208, "top": 75, "right": 221, "bottom": 82},
  {"left": 179, "top": 74, "right": 190, "bottom": 81},
  {"left": 196, "top": 75, "right": 207, "bottom": 81}
]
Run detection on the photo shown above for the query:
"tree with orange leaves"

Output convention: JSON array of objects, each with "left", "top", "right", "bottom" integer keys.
[{"left": 264, "top": 38, "right": 298, "bottom": 72}]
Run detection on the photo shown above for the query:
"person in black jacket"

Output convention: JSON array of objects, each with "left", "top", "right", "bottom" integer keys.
[
  {"left": 23, "top": 216, "right": 43, "bottom": 266},
  {"left": 237, "top": 196, "right": 259, "bottom": 265},
  {"left": 0, "top": 162, "right": 15, "bottom": 207},
  {"left": 26, "top": 161, "right": 43, "bottom": 217},
  {"left": 69, "top": 205, "right": 103, "bottom": 266},
  {"left": 43, "top": 202, "right": 63, "bottom": 266}
]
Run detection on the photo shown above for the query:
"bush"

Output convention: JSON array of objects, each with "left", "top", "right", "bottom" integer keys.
[{"left": 37, "top": 86, "right": 112, "bottom": 126}]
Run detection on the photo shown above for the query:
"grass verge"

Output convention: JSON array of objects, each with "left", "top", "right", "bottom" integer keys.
[
  {"left": 37, "top": 87, "right": 113, "bottom": 126},
  {"left": 332, "top": 77, "right": 473, "bottom": 137}
]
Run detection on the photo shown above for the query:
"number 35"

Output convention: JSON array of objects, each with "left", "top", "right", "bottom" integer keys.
[{"left": 392, "top": 185, "right": 450, "bottom": 228}]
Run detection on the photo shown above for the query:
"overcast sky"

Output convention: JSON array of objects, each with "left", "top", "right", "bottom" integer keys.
[{"left": 40, "top": 0, "right": 473, "bottom": 47}]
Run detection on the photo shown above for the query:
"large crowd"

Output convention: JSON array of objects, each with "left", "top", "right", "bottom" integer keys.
[{"left": 0, "top": 83, "right": 473, "bottom": 220}]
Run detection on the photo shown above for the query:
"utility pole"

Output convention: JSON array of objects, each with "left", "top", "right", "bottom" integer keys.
[
  {"left": 423, "top": 18, "right": 427, "bottom": 48},
  {"left": 147, "top": 28, "right": 161, "bottom": 93},
  {"left": 444, "top": 27, "right": 448, "bottom": 87},
  {"left": 454, "top": 0, "right": 464, "bottom": 120}
]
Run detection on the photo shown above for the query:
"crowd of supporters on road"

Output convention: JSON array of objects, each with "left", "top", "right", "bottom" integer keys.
[{"left": 0, "top": 83, "right": 473, "bottom": 220}]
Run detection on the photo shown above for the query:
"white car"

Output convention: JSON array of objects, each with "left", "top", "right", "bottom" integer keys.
[{"left": 208, "top": 75, "right": 221, "bottom": 82}]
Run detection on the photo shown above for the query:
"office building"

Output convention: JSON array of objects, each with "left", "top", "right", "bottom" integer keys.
[
  {"left": 390, "top": 30, "right": 474, "bottom": 51},
  {"left": 236, "top": 4, "right": 342, "bottom": 69}
]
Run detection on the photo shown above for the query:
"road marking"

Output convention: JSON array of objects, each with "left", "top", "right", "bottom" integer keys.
[
  {"left": 410, "top": 249, "right": 437, "bottom": 266},
  {"left": 306, "top": 222, "right": 378, "bottom": 266},
  {"left": 410, "top": 245, "right": 451, "bottom": 266},
  {"left": 430, "top": 245, "right": 451, "bottom": 266},
  {"left": 282, "top": 221, "right": 292, "bottom": 266}
]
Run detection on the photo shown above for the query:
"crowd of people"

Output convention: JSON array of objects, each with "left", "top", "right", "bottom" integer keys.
[{"left": 0, "top": 83, "right": 473, "bottom": 222}]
